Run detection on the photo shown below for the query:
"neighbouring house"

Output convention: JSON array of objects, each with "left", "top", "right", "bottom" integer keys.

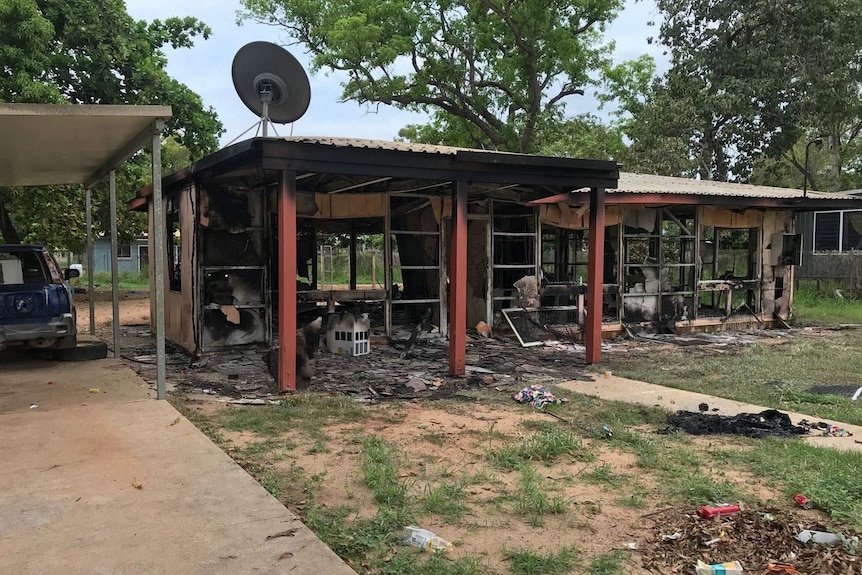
[
  {"left": 91, "top": 236, "right": 149, "bottom": 275},
  {"left": 796, "top": 190, "right": 862, "bottom": 286},
  {"left": 129, "top": 137, "right": 862, "bottom": 389}
]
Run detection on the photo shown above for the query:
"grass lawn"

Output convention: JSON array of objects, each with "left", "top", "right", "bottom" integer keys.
[{"left": 597, "top": 291, "right": 862, "bottom": 425}]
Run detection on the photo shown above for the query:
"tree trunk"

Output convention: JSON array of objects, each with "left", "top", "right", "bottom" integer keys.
[
  {"left": 827, "top": 135, "right": 841, "bottom": 191},
  {"left": 0, "top": 196, "right": 21, "bottom": 244}
]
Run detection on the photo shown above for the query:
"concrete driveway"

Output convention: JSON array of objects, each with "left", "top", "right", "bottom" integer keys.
[{"left": 0, "top": 349, "right": 355, "bottom": 575}]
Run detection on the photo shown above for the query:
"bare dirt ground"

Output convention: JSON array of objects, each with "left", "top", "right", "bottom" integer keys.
[{"left": 74, "top": 290, "right": 150, "bottom": 336}]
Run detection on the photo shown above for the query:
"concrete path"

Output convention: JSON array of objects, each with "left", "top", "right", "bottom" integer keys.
[
  {"left": 0, "top": 351, "right": 355, "bottom": 575},
  {"left": 559, "top": 374, "right": 862, "bottom": 452}
]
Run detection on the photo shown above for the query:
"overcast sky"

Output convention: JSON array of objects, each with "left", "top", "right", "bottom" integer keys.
[{"left": 125, "top": 0, "right": 668, "bottom": 147}]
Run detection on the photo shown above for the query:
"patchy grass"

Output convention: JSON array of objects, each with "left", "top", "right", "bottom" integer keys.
[
  {"left": 585, "top": 551, "right": 629, "bottom": 575},
  {"left": 581, "top": 464, "right": 628, "bottom": 488},
  {"left": 488, "top": 426, "right": 595, "bottom": 469},
  {"left": 217, "top": 394, "right": 372, "bottom": 439},
  {"left": 505, "top": 546, "right": 579, "bottom": 575},
  {"left": 361, "top": 435, "right": 410, "bottom": 509},
  {"left": 512, "top": 464, "right": 569, "bottom": 526},
  {"left": 601, "top": 330, "right": 862, "bottom": 425},
  {"left": 420, "top": 478, "right": 471, "bottom": 521},
  {"left": 175, "top": 387, "right": 862, "bottom": 573}
]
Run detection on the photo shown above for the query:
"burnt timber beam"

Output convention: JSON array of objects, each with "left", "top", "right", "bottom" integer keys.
[
  {"left": 449, "top": 179, "right": 468, "bottom": 376},
  {"left": 278, "top": 170, "right": 298, "bottom": 392},
  {"left": 585, "top": 186, "right": 605, "bottom": 364}
]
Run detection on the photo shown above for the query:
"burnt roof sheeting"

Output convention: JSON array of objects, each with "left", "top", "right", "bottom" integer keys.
[{"left": 132, "top": 136, "right": 620, "bottom": 208}]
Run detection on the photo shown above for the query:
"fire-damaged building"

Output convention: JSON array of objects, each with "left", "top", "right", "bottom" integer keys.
[{"left": 129, "top": 137, "right": 862, "bottom": 390}]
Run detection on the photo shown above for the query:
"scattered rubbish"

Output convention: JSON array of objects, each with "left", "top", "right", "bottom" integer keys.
[
  {"left": 696, "top": 560, "right": 743, "bottom": 574},
  {"left": 823, "top": 424, "right": 853, "bottom": 437},
  {"left": 661, "top": 532, "right": 682, "bottom": 541},
  {"left": 665, "top": 409, "right": 808, "bottom": 438},
  {"left": 405, "top": 378, "right": 428, "bottom": 392},
  {"left": 227, "top": 398, "right": 279, "bottom": 405},
  {"left": 603, "top": 370, "right": 611, "bottom": 378},
  {"left": 47, "top": 381, "right": 53, "bottom": 385},
  {"left": 626, "top": 542, "right": 638, "bottom": 550},
  {"left": 601, "top": 425, "right": 613, "bottom": 438},
  {"left": 132, "top": 479, "right": 143, "bottom": 489},
  {"left": 266, "top": 528, "right": 298, "bottom": 540},
  {"left": 644, "top": 507, "right": 862, "bottom": 573},
  {"left": 698, "top": 402, "right": 709, "bottom": 412},
  {"left": 475, "top": 320, "right": 491, "bottom": 338},
  {"left": 513, "top": 384, "right": 568, "bottom": 409},
  {"left": 89, "top": 388, "right": 100, "bottom": 393},
  {"left": 792, "top": 494, "right": 813, "bottom": 510},
  {"left": 796, "top": 530, "right": 840, "bottom": 545},
  {"left": 854, "top": 386, "right": 862, "bottom": 401},
  {"left": 29, "top": 403, "right": 38, "bottom": 409},
  {"left": 277, "top": 551, "right": 294, "bottom": 560},
  {"left": 202, "top": 389, "right": 217, "bottom": 395},
  {"left": 698, "top": 504, "right": 740, "bottom": 519},
  {"left": 402, "top": 526, "right": 452, "bottom": 552},
  {"left": 767, "top": 563, "right": 799, "bottom": 573},
  {"left": 167, "top": 417, "right": 181, "bottom": 427}
]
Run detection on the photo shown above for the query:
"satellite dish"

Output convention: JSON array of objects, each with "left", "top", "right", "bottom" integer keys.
[{"left": 231, "top": 41, "right": 311, "bottom": 137}]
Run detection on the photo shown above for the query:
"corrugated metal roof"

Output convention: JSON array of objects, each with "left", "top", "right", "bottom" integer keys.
[
  {"left": 280, "top": 138, "right": 859, "bottom": 201},
  {"left": 610, "top": 172, "right": 860, "bottom": 200},
  {"left": 279, "top": 136, "right": 524, "bottom": 157},
  {"left": 282, "top": 136, "right": 473, "bottom": 155}
]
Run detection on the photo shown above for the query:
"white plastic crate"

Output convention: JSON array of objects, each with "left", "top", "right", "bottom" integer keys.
[{"left": 325, "top": 313, "right": 371, "bottom": 356}]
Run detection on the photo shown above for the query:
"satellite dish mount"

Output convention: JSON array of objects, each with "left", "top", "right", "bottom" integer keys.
[{"left": 230, "top": 42, "right": 311, "bottom": 142}]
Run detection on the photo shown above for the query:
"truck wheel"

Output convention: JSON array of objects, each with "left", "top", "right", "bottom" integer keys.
[{"left": 53, "top": 340, "right": 108, "bottom": 362}]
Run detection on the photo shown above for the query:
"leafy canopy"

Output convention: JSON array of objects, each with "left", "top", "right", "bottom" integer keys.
[
  {"left": 630, "top": 0, "right": 862, "bottom": 186},
  {"left": 0, "top": 0, "right": 224, "bottom": 249},
  {"left": 240, "top": 0, "right": 625, "bottom": 153}
]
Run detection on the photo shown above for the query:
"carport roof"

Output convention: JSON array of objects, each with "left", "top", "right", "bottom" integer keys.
[{"left": 0, "top": 103, "right": 171, "bottom": 188}]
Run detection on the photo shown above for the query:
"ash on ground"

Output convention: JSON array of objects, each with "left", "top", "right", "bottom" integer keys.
[
  {"left": 664, "top": 409, "right": 810, "bottom": 439},
  {"left": 120, "top": 325, "right": 591, "bottom": 401},
  {"left": 119, "top": 324, "right": 806, "bottom": 402}
]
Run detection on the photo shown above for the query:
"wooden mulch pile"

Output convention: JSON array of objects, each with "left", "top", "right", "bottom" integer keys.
[{"left": 640, "top": 507, "right": 861, "bottom": 574}]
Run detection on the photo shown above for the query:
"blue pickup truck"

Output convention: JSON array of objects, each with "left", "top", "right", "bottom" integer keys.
[{"left": 0, "top": 245, "right": 78, "bottom": 351}]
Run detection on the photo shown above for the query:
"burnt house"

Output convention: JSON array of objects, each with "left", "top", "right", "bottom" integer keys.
[{"left": 130, "top": 138, "right": 862, "bottom": 389}]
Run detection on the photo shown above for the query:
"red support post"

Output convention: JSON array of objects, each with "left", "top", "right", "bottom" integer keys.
[
  {"left": 585, "top": 186, "right": 606, "bottom": 364},
  {"left": 448, "top": 180, "right": 468, "bottom": 376},
  {"left": 278, "top": 170, "right": 298, "bottom": 391}
]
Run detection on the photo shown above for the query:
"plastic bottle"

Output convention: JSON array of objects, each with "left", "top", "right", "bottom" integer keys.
[{"left": 401, "top": 526, "right": 452, "bottom": 552}]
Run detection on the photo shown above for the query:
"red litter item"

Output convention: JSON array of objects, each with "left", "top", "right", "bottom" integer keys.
[
  {"left": 698, "top": 504, "right": 740, "bottom": 519},
  {"left": 793, "top": 493, "right": 813, "bottom": 509}
]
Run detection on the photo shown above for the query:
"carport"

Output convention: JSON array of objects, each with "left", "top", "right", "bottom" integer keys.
[{"left": 0, "top": 103, "right": 169, "bottom": 398}]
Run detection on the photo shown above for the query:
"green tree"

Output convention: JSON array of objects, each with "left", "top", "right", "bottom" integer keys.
[
  {"left": 0, "top": 0, "right": 223, "bottom": 247},
  {"left": 240, "top": 0, "right": 625, "bottom": 153},
  {"left": 641, "top": 0, "right": 862, "bottom": 186},
  {"left": 599, "top": 55, "right": 695, "bottom": 176}
]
